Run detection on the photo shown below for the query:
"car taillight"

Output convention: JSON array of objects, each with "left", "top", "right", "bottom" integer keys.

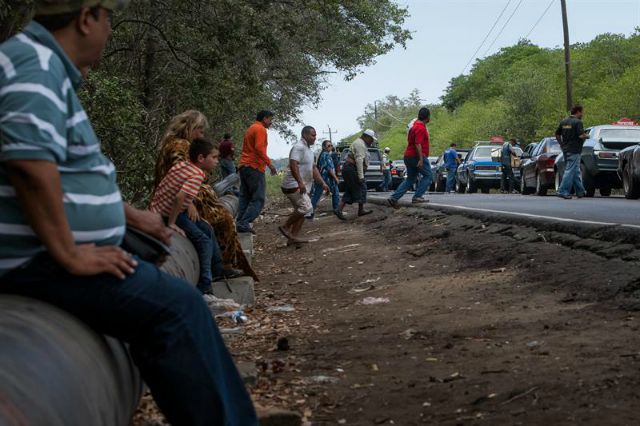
[
  {"left": 391, "top": 169, "right": 397, "bottom": 175},
  {"left": 543, "top": 156, "right": 556, "bottom": 167}
]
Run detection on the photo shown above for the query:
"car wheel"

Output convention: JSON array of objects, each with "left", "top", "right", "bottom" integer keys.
[
  {"left": 521, "top": 173, "right": 533, "bottom": 195},
  {"left": 535, "top": 173, "right": 547, "bottom": 196},
  {"left": 599, "top": 186, "right": 612, "bottom": 197},
  {"left": 481, "top": 186, "right": 490, "bottom": 194},
  {"left": 435, "top": 177, "right": 444, "bottom": 192},
  {"left": 580, "top": 164, "right": 595, "bottom": 197},
  {"left": 466, "top": 174, "right": 477, "bottom": 193},
  {"left": 623, "top": 165, "right": 640, "bottom": 199},
  {"left": 456, "top": 177, "right": 465, "bottom": 194}
]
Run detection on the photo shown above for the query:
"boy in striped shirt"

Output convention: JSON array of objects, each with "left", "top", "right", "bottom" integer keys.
[{"left": 151, "top": 138, "right": 223, "bottom": 294}]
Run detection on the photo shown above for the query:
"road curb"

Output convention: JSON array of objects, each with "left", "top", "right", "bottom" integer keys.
[{"left": 368, "top": 196, "right": 640, "bottom": 246}]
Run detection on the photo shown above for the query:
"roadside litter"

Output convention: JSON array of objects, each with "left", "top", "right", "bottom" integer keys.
[
  {"left": 216, "top": 310, "right": 248, "bottom": 324},
  {"left": 267, "top": 305, "right": 296, "bottom": 313},
  {"left": 358, "top": 297, "right": 390, "bottom": 305}
]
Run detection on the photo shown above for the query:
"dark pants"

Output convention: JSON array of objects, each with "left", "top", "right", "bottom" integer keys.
[
  {"left": 501, "top": 165, "right": 517, "bottom": 192},
  {"left": 341, "top": 162, "right": 366, "bottom": 205},
  {"left": 175, "top": 212, "right": 222, "bottom": 287},
  {"left": 0, "top": 256, "right": 258, "bottom": 426},
  {"left": 219, "top": 158, "right": 236, "bottom": 179},
  {"left": 378, "top": 169, "right": 391, "bottom": 191},
  {"left": 237, "top": 166, "right": 266, "bottom": 231},
  {"left": 311, "top": 177, "right": 340, "bottom": 212},
  {"left": 390, "top": 156, "right": 432, "bottom": 201}
]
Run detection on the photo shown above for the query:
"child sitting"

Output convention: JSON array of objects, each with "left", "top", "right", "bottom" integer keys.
[{"left": 151, "top": 138, "right": 241, "bottom": 294}]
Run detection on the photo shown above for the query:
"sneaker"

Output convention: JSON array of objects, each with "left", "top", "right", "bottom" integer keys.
[
  {"left": 222, "top": 268, "right": 244, "bottom": 279},
  {"left": 412, "top": 197, "right": 428, "bottom": 204},
  {"left": 557, "top": 194, "right": 572, "bottom": 200},
  {"left": 387, "top": 198, "right": 400, "bottom": 210},
  {"left": 333, "top": 210, "right": 347, "bottom": 221},
  {"left": 197, "top": 281, "right": 214, "bottom": 295}
]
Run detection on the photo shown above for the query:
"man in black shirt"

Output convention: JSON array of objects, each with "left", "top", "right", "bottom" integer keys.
[{"left": 555, "top": 105, "right": 590, "bottom": 199}]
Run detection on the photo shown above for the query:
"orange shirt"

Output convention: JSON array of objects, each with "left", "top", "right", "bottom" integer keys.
[{"left": 239, "top": 121, "right": 271, "bottom": 172}]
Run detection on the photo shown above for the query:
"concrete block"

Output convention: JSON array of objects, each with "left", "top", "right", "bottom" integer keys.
[{"left": 211, "top": 276, "right": 255, "bottom": 306}]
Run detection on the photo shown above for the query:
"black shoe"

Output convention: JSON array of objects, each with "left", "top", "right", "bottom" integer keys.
[
  {"left": 387, "top": 198, "right": 400, "bottom": 210},
  {"left": 557, "top": 194, "right": 572, "bottom": 200},
  {"left": 358, "top": 209, "right": 373, "bottom": 217},
  {"left": 197, "top": 283, "right": 214, "bottom": 295},
  {"left": 333, "top": 210, "right": 347, "bottom": 221}
]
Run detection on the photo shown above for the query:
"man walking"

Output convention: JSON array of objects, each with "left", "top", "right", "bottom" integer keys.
[
  {"left": 237, "top": 110, "right": 278, "bottom": 233},
  {"left": 335, "top": 129, "right": 377, "bottom": 218},
  {"left": 500, "top": 138, "right": 519, "bottom": 194},
  {"left": 279, "top": 126, "right": 329, "bottom": 244},
  {"left": 443, "top": 143, "right": 459, "bottom": 193},
  {"left": 0, "top": 1, "right": 257, "bottom": 424},
  {"left": 387, "top": 107, "right": 433, "bottom": 208},
  {"left": 378, "top": 147, "right": 392, "bottom": 192},
  {"left": 555, "top": 105, "right": 589, "bottom": 199}
]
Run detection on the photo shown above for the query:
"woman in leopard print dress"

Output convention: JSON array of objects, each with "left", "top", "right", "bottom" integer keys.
[{"left": 152, "top": 110, "right": 257, "bottom": 281}]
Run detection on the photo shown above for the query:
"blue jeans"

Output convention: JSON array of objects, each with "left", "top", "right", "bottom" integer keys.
[
  {"left": 311, "top": 177, "right": 340, "bottom": 212},
  {"left": 219, "top": 158, "right": 235, "bottom": 179},
  {"left": 558, "top": 152, "right": 586, "bottom": 197},
  {"left": 445, "top": 167, "right": 457, "bottom": 192},
  {"left": 0, "top": 255, "right": 258, "bottom": 426},
  {"left": 390, "top": 156, "right": 433, "bottom": 201},
  {"left": 175, "top": 212, "right": 223, "bottom": 288},
  {"left": 378, "top": 169, "right": 391, "bottom": 191},
  {"left": 237, "top": 166, "right": 266, "bottom": 231}
]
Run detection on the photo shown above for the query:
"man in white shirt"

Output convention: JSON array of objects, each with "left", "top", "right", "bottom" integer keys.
[{"left": 279, "top": 126, "right": 329, "bottom": 244}]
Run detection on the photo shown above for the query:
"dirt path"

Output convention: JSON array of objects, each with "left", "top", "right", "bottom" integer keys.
[{"left": 228, "top": 200, "right": 640, "bottom": 425}]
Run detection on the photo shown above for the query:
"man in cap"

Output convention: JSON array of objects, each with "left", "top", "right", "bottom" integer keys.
[
  {"left": 378, "top": 146, "right": 392, "bottom": 192},
  {"left": 335, "top": 129, "right": 376, "bottom": 218},
  {"left": 0, "top": 2, "right": 258, "bottom": 425}
]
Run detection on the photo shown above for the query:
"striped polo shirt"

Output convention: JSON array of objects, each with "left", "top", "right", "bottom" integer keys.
[
  {"left": 150, "top": 161, "right": 205, "bottom": 217},
  {"left": 0, "top": 21, "right": 125, "bottom": 276}
]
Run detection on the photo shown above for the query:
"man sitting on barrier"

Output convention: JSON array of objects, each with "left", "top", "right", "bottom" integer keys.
[{"left": 0, "top": 1, "right": 258, "bottom": 425}]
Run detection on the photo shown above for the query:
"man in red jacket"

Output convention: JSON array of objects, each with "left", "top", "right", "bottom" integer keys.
[{"left": 387, "top": 107, "right": 433, "bottom": 208}]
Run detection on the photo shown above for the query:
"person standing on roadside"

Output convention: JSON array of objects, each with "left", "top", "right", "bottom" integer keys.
[
  {"left": 378, "top": 147, "right": 392, "bottom": 192},
  {"left": 278, "top": 126, "right": 329, "bottom": 245},
  {"left": 500, "top": 138, "right": 519, "bottom": 194},
  {"left": 219, "top": 133, "right": 236, "bottom": 179},
  {"left": 236, "top": 110, "right": 278, "bottom": 233},
  {"left": 443, "top": 143, "right": 459, "bottom": 193},
  {"left": 387, "top": 107, "right": 433, "bottom": 208},
  {"left": 310, "top": 139, "right": 345, "bottom": 220},
  {"left": 0, "top": 1, "right": 258, "bottom": 424},
  {"left": 555, "top": 105, "right": 589, "bottom": 200},
  {"left": 335, "top": 130, "right": 376, "bottom": 218}
]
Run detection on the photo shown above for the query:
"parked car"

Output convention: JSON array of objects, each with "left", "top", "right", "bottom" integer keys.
[
  {"left": 390, "top": 160, "right": 406, "bottom": 189},
  {"left": 336, "top": 147, "right": 384, "bottom": 191},
  {"left": 520, "top": 137, "right": 561, "bottom": 196},
  {"left": 433, "top": 148, "right": 470, "bottom": 192},
  {"left": 522, "top": 142, "right": 538, "bottom": 158},
  {"left": 456, "top": 144, "right": 522, "bottom": 193},
  {"left": 427, "top": 156, "right": 439, "bottom": 191},
  {"left": 618, "top": 144, "right": 640, "bottom": 199},
  {"left": 555, "top": 124, "right": 640, "bottom": 197}
]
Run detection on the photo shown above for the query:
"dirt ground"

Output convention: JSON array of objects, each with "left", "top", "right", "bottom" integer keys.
[{"left": 135, "top": 197, "right": 640, "bottom": 425}]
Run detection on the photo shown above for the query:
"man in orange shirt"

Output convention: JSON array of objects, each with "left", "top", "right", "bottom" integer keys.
[{"left": 237, "top": 110, "right": 278, "bottom": 233}]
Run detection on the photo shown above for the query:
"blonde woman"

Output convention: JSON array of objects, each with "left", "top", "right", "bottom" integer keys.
[{"left": 153, "top": 110, "right": 258, "bottom": 281}]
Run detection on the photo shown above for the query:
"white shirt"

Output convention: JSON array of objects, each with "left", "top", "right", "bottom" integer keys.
[{"left": 282, "top": 139, "right": 315, "bottom": 190}]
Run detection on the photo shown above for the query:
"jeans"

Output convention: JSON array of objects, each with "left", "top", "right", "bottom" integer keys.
[
  {"left": 445, "top": 167, "right": 457, "bottom": 192},
  {"left": 378, "top": 169, "right": 391, "bottom": 191},
  {"left": 311, "top": 178, "right": 340, "bottom": 212},
  {"left": 501, "top": 165, "right": 517, "bottom": 192},
  {"left": 390, "top": 156, "right": 433, "bottom": 201},
  {"left": 219, "top": 158, "right": 236, "bottom": 179},
  {"left": 558, "top": 152, "right": 586, "bottom": 196},
  {"left": 0, "top": 255, "right": 258, "bottom": 426},
  {"left": 175, "top": 212, "right": 223, "bottom": 286},
  {"left": 237, "top": 166, "right": 266, "bottom": 231}
]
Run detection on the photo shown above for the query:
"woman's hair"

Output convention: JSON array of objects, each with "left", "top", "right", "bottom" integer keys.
[
  {"left": 322, "top": 139, "right": 332, "bottom": 150},
  {"left": 158, "top": 110, "right": 208, "bottom": 147}
]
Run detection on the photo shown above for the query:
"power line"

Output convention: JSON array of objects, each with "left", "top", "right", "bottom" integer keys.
[
  {"left": 482, "top": 0, "right": 526, "bottom": 57},
  {"left": 525, "top": 0, "right": 556, "bottom": 39},
  {"left": 460, "top": 0, "right": 513, "bottom": 75}
]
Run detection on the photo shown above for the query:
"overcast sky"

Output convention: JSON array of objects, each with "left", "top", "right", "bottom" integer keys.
[{"left": 268, "top": 0, "right": 640, "bottom": 158}]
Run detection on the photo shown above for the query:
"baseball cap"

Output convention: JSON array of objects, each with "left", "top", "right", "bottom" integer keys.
[
  {"left": 384, "top": 147, "right": 390, "bottom": 152},
  {"left": 363, "top": 129, "right": 378, "bottom": 141},
  {"left": 35, "top": 0, "right": 130, "bottom": 16}
]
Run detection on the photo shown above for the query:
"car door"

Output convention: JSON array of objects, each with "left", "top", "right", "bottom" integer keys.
[
  {"left": 457, "top": 150, "right": 473, "bottom": 185},
  {"left": 525, "top": 141, "right": 544, "bottom": 186}
]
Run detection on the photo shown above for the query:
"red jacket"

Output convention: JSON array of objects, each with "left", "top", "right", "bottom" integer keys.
[{"left": 404, "top": 120, "right": 429, "bottom": 158}]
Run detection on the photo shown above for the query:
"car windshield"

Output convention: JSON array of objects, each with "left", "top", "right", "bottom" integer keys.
[
  {"left": 392, "top": 161, "right": 404, "bottom": 166},
  {"left": 369, "top": 150, "right": 382, "bottom": 162},
  {"left": 599, "top": 128, "right": 640, "bottom": 141},
  {"left": 472, "top": 147, "right": 494, "bottom": 160}
]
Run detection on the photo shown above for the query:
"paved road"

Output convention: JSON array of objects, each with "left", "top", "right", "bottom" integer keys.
[{"left": 368, "top": 192, "right": 640, "bottom": 228}]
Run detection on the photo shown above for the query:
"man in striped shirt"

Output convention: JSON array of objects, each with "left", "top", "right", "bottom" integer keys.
[{"left": 0, "top": 1, "right": 258, "bottom": 424}]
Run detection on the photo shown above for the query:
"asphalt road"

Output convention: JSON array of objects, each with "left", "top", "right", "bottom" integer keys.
[{"left": 368, "top": 192, "right": 640, "bottom": 228}]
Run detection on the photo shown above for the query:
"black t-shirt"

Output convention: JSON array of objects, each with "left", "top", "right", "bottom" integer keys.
[{"left": 555, "top": 116, "right": 585, "bottom": 154}]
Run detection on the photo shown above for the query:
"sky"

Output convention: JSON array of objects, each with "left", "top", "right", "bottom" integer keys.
[{"left": 267, "top": 0, "right": 640, "bottom": 159}]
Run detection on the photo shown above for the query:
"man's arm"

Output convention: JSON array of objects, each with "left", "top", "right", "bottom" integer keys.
[
  {"left": 313, "top": 165, "right": 330, "bottom": 192},
  {"left": 255, "top": 129, "right": 277, "bottom": 175},
  {"left": 289, "top": 159, "right": 306, "bottom": 194},
  {"left": 6, "top": 160, "right": 136, "bottom": 279},
  {"left": 124, "top": 203, "right": 173, "bottom": 244},
  {"left": 354, "top": 143, "right": 366, "bottom": 181}
]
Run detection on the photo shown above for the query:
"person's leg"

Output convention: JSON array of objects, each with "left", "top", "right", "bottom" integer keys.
[
  {"left": 506, "top": 166, "right": 515, "bottom": 192},
  {"left": 559, "top": 152, "right": 578, "bottom": 197},
  {"left": 329, "top": 180, "right": 340, "bottom": 211},
  {"left": 446, "top": 168, "right": 456, "bottom": 192},
  {"left": 390, "top": 157, "right": 418, "bottom": 202},
  {"left": 176, "top": 213, "right": 213, "bottom": 290},
  {"left": 310, "top": 181, "right": 324, "bottom": 211},
  {"left": 236, "top": 167, "right": 252, "bottom": 230},
  {"left": 414, "top": 157, "right": 433, "bottom": 199},
  {"left": 238, "top": 167, "right": 266, "bottom": 228},
  {"left": 571, "top": 153, "right": 586, "bottom": 196},
  {"left": 500, "top": 167, "right": 507, "bottom": 192},
  {"left": 0, "top": 257, "right": 258, "bottom": 426},
  {"left": 197, "top": 221, "right": 225, "bottom": 281}
]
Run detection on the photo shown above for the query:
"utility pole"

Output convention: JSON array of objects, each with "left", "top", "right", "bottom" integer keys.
[
  {"left": 374, "top": 101, "right": 378, "bottom": 120},
  {"left": 323, "top": 125, "right": 338, "bottom": 143},
  {"left": 560, "top": 0, "right": 573, "bottom": 112}
]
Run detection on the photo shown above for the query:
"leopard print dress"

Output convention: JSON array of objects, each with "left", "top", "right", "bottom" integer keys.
[{"left": 153, "top": 138, "right": 258, "bottom": 281}]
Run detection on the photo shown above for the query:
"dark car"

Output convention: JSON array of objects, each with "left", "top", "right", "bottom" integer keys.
[
  {"left": 433, "top": 148, "right": 470, "bottom": 192},
  {"left": 427, "top": 156, "right": 439, "bottom": 191},
  {"left": 522, "top": 142, "right": 538, "bottom": 157},
  {"left": 456, "top": 144, "right": 522, "bottom": 193},
  {"left": 618, "top": 144, "right": 640, "bottom": 199},
  {"left": 336, "top": 147, "right": 384, "bottom": 191},
  {"left": 390, "top": 159, "right": 406, "bottom": 189},
  {"left": 520, "top": 137, "right": 561, "bottom": 196},
  {"left": 555, "top": 125, "right": 640, "bottom": 197}
]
